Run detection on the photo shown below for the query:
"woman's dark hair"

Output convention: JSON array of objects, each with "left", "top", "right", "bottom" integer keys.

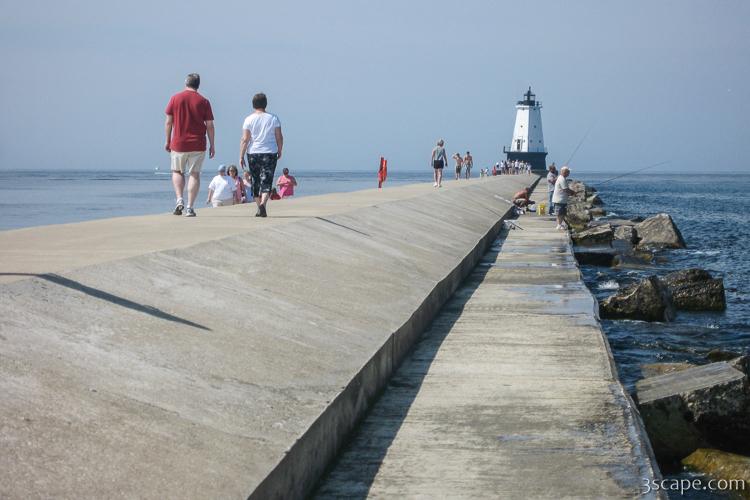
[
  {"left": 283, "top": 168, "right": 289, "bottom": 175},
  {"left": 228, "top": 165, "right": 238, "bottom": 175},
  {"left": 252, "top": 93, "right": 268, "bottom": 109}
]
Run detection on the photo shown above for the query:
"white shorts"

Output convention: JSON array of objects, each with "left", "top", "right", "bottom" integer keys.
[
  {"left": 211, "top": 199, "right": 233, "bottom": 207},
  {"left": 171, "top": 151, "right": 206, "bottom": 174}
]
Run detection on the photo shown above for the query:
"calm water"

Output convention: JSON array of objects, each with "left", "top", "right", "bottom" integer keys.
[{"left": 0, "top": 169, "right": 434, "bottom": 231}]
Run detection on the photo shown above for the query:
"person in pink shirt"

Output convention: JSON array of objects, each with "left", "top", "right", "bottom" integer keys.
[{"left": 276, "top": 168, "right": 298, "bottom": 198}]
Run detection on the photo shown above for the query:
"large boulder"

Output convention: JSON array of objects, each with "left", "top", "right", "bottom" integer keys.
[
  {"left": 588, "top": 207, "right": 607, "bottom": 218},
  {"left": 564, "top": 202, "right": 592, "bottom": 228},
  {"left": 571, "top": 224, "right": 614, "bottom": 246},
  {"left": 636, "top": 360, "right": 750, "bottom": 463},
  {"left": 585, "top": 194, "right": 603, "bottom": 207},
  {"left": 635, "top": 213, "right": 686, "bottom": 250},
  {"left": 589, "top": 218, "right": 637, "bottom": 228},
  {"left": 660, "top": 268, "right": 726, "bottom": 311},
  {"left": 599, "top": 275, "right": 676, "bottom": 321},
  {"left": 640, "top": 362, "right": 695, "bottom": 378},
  {"left": 614, "top": 225, "right": 637, "bottom": 243},
  {"left": 682, "top": 449, "right": 750, "bottom": 498}
]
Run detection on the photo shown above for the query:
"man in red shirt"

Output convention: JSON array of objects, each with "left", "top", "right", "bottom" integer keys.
[{"left": 165, "top": 73, "right": 215, "bottom": 217}]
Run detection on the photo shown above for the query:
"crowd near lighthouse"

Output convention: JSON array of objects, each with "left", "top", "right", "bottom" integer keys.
[{"left": 503, "top": 87, "right": 548, "bottom": 173}]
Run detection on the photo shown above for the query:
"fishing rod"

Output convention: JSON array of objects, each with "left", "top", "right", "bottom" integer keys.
[
  {"left": 597, "top": 160, "right": 670, "bottom": 185},
  {"left": 565, "top": 122, "right": 595, "bottom": 166}
]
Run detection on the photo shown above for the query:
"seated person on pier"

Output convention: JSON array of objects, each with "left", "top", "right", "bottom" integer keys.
[{"left": 512, "top": 188, "right": 532, "bottom": 208}]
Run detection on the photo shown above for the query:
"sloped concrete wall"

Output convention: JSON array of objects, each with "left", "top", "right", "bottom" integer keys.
[{"left": 0, "top": 177, "right": 533, "bottom": 499}]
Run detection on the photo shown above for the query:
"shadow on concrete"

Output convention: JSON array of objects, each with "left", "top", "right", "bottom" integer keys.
[
  {"left": 0, "top": 273, "right": 211, "bottom": 331},
  {"left": 315, "top": 217, "right": 371, "bottom": 238},
  {"left": 312, "top": 229, "right": 510, "bottom": 499}
]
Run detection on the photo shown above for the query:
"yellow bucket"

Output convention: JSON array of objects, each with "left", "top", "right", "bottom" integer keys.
[{"left": 537, "top": 202, "right": 546, "bottom": 215}]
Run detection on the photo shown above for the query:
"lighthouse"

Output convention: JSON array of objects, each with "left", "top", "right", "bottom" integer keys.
[{"left": 503, "top": 87, "right": 548, "bottom": 173}]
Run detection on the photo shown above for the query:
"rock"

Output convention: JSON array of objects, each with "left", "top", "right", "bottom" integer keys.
[
  {"left": 636, "top": 361, "right": 750, "bottom": 463},
  {"left": 588, "top": 218, "right": 637, "bottom": 228},
  {"left": 571, "top": 224, "right": 614, "bottom": 246},
  {"left": 641, "top": 362, "right": 695, "bottom": 378},
  {"left": 660, "top": 268, "right": 726, "bottom": 311},
  {"left": 574, "top": 247, "right": 618, "bottom": 266},
  {"left": 682, "top": 449, "right": 750, "bottom": 499},
  {"left": 586, "top": 194, "right": 603, "bottom": 206},
  {"left": 564, "top": 202, "right": 592, "bottom": 228},
  {"left": 707, "top": 349, "right": 744, "bottom": 363},
  {"left": 614, "top": 225, "right": 637, "bottom": 243},
  {"left": 588, "top": 207, "right": 607, "bottom": 217},
  {"left": 730, "top": 355, "right": 750, "bottom": 376},
  {"left": 635, "top": 213, "right": 686, "bottom": 250},
  {"left": 600, "top": 275, "right": 676, "bottom": 322},
  {"left": 612, "top": 254, "right": 653, "bottom": 268}
]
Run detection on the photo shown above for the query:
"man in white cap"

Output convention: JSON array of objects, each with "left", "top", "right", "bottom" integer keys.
[
  {"left": 206, "top": 164, "right": 236, "bottom": 207},
  {"left": 552, "top": 165, "right": 575, "bottom": 230}
]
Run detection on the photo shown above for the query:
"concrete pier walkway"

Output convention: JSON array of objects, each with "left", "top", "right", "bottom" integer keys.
[
  {"left": 315, "top": 209, "right": 661, "bottom": 498},
  {"left": 0, "top": 177, "right": 660, "bottom": 498}
]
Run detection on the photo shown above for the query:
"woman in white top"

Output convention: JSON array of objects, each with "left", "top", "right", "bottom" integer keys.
[{"left": 206, "top": 164, "right": 237, "bottom": 207}]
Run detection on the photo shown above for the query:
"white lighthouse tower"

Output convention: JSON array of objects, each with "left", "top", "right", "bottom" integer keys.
[{"left": 503, "top": 87, "right": 548, "bottom": 173}]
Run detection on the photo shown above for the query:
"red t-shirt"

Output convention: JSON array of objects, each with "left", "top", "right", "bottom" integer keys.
[{"left": 165, "top": 90, "right": 214, "bottom": 153}]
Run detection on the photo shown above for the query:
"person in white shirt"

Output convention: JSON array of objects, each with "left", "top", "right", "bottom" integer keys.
[
  {"left": 546, "top": 164, "right": 558, "bottom": 215},
  {"left": 206, "top": 164, "right": 236, "bottom": 207},
  {"left": 552, "top": 165, "right": 575, "bottom": 230},
  {"left": 239, "top": 93, "right": 284, "bottom": 218}
]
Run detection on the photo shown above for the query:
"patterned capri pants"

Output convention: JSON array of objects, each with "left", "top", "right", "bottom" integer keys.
[{"left": 246, "top": 153, "right": 278, "bottom": 198}]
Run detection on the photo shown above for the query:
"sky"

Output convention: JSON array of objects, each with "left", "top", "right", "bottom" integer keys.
[{"left": 1, "top": 0, "right": 748, "bottom": 173}]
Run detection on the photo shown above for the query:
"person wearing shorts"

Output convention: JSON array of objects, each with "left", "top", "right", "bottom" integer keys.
[
  {"left": 552, "top": 166, "right": 575, "bottom": 230},
  {"left": 165, "top": 73, "right": 215, "bottom": 217},
  {"left": 464, "top": 151, "right": 473, "bottom": 179},
  {"left": 239, "top": 93, "right": 283, "bottom": 218},
  {"left": 431, "top": 139, "right": 447, "bottom": 188}
]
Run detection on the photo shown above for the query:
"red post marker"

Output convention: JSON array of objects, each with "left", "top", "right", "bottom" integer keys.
[{"left": 378, "top": 157, "right": 388, "bottom": 189}]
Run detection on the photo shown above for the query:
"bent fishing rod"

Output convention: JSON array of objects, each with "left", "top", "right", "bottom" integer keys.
[{"left": 597, "top": 160, "right": 671, "bottom": 185}]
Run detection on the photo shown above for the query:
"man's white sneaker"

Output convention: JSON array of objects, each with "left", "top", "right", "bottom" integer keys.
[{"left": 433, "top": 182, "right": 438, "bottom": 187}]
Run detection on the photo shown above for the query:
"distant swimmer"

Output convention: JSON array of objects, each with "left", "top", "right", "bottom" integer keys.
[
  {"left": 464, "top": 151, "right": 473, "bottom": 179},
  {"left": 276, "top": 167, "right": 298, "bottom": 198},
  {"left": 165, "top": 73, "right": 215, "bottom": 217},
  {"left": 453, "top": 153, "right": 463, "bottom": 180},
  {"left": 431, "top": 139, "right": 447, "bottom": 188},
  {"left": 239, "top": 93, "right": 284, "bottom": 218}
]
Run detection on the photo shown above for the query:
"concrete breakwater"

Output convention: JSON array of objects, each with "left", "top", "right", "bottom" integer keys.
[{"left": 1, "top": 176, "right": 536, "bottom": 499}]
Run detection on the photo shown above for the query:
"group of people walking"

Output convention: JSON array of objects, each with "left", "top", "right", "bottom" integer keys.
[
  {"left": 164, "top": 73, "right": 294, "bottom": 218},
  {"left": 492, "top": 160, "right": 532, "bottom": 176},
  {"left": 430, "top": 140, "right": 475, "bottom": 187}
]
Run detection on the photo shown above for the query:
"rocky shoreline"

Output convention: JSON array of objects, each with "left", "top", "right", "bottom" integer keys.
[{"left": 565, "top": 179, "right": 749, "bottom": 490}]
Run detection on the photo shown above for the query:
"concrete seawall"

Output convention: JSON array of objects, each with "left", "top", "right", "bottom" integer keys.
[{"left": 1, "top": 176, "right": 537, "bottom": 499}]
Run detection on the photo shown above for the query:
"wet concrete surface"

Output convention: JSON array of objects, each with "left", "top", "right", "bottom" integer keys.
[{"left": 314, "top": 210, "right": 661, "bottom": 499}]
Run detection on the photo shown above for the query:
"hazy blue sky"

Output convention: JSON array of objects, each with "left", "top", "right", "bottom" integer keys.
[{"left": 1, "top": 0, "right": 748, "bottom": 172}]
